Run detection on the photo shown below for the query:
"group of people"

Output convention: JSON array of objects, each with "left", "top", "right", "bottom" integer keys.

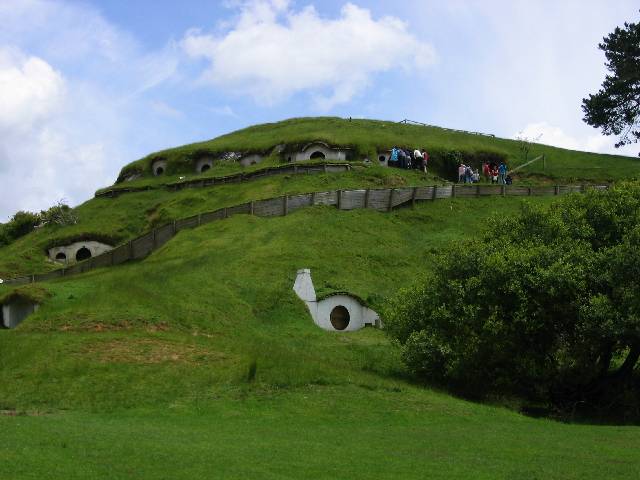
[
  {"left": 459, "top": 161, "right": 511, "bottom": 185},
  {"left": 388, "top": 147, "right": 429, "bottom": 173}
]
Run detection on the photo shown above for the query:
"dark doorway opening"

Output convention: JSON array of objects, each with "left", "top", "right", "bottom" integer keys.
[
  {"left": 330, "top": 305, "right": 350, "bottom": 331},
  {"left": 76, "top": 247, "right": 92, "bottom": 262},
  {"left": 201, "top": 164, "right": 211, "bottom": 173},
  {"left": 379, "top": 155, "right": 386, "bottom": 163},
  {"left": 155, "top": 167, "right": 164, "bottom": 175},
  {"left": 55, "top": 252, "right": 67, "bottom": 262},
  {"left": 310, "top": 151, "right": 326, "bottom": 160}
]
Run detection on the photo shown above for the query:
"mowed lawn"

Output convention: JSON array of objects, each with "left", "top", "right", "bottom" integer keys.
[{"left": 1, "top": 386, "right": 639, "bottom": 479}]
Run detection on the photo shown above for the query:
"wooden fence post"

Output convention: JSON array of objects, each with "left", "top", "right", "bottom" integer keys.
[
  {"left": 323, "top": 164, "right": 328, "bottom": 173},
  {"left": 337, "top": 190, "right": 342, "bottom": 210},
  {"left": 388, "top": 189, "right": 395, "bottom": 212},
  {"left": 311, "top": 192, "right": 316, "bottom": 206},
  {"left": 432, "top": 185, "right": 437, "bottom": 200},
  {"left": 476, "top": 185, "right": 480, "bottom": 197},
  {"left": 172, "top": 220, "right": 177, "bottom": 234},
  {"left": 501, "top": 185, "right": 506, "bottom": 196},
  {"left": 250, "top": 201, "right": 255, "bottom": 215},
  {"left": 554, "top": 185, "right": 559, "bottom": 195},
  {"left": 528, "top": 187, "right": 532, "bottom": 196},
  {"left": 411, "top": 187, "right": 418, "bottom": 208},
  {"left": 224, "top": 207, "right": 229, "bottom": 218},
  {"left": 197, "top": 214, "right": 202, "bottom": 226}
]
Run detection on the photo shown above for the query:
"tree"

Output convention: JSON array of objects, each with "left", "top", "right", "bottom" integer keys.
[
  {"left": 385, "top": 183, "right": 640, "bottom": 414},
  {"left": 515, "top": 132, "right": 542, "bottom": 163},
  {"left": 582, "top": 17, "right": 640, "bottom": 155}
]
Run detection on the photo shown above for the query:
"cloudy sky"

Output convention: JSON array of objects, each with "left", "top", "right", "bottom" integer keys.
[{"left": 0, "top": 0, "right": 638, "bottom": 220}]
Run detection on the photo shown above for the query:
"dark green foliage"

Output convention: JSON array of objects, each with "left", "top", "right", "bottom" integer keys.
[
  {"left": 582, "top": 16, "right": 640, "bottom": 154},
  {"left": 385, "top": 183, "right": 640, "bottom": 415},
  {"left": 0, "top": 211, "right": 40, "bottom": 246}
]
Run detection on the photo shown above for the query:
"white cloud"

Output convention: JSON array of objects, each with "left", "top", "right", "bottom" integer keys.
[
  {"left": 515, "top": 122, "right": 639, "bottom": 157},
  {"left": 0, "top": 47, "right": 65, "bottom": 132},
  {"left": 0, "top": 1, "right": 184, "bottom": 220},
  {"left": 182, "top": 1, "right": 436, "bottom": 110}
]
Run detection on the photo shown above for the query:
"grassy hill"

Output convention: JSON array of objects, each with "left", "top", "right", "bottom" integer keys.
[
  {"left": 1, "top": 117, "right": 639, "bottom": 478},
  {"left": 118, "top": 117, "right": 639, "bottom": 184}
]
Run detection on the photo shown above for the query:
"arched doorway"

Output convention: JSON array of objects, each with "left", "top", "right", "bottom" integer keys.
[
  {"left": 76, "top": 247, "right": 92, "bottom": 262},
  {"left": 330, "top": 306, "right": 350, "bottom": 331},
  {"left": 155, "top": 166, "right": 164, "bottom": 175},
  {"left": 310, "top": 151, "right": 326, "bottom": 160},
  {"left": 379, "top": 155, "right": 386, "bottom": 163},
  {"left": 55, "top": 252, "right": 67, "bottom": 262},
  {"left": 201, "top": 164, "right": 211, "bottom": 173}
]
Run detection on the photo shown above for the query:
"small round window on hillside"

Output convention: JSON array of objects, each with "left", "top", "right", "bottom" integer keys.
[
  {"left": 330, "top": 305, "right": 350, "bottom": 331},
  {"left": 310, "top": 151, "right": 326, "bottom": 160},
  {"left": 55, "top": 252, "right": 67, "bottom": 261},
  {"left": 76, "top": 247, "right": 92, "bottom": 262},
  {"left": 201, "top": 164, "right": 211, "bottom": 173},
  {"left": 379, "top": 155, "right": 386, "bottom": 162},
  {"left": 155, "top": 167, "right": 164, "bottom": 175}
]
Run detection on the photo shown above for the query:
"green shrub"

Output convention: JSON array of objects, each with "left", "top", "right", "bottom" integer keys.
[{"left": 385, "top": 182, "right": 640, "bottom": 416}]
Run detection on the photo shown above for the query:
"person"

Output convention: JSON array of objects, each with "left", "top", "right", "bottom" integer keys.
[
  {"left": 498, "top": 162, "right": 508, "bottom": 185},
  {"left": 473, "top": 169, "right": 480, "bottom": 183},
  {"left": 482, "top": 162, "right": 490, "bottom": 181},
  {"left": 390, "top": 147, "right": 399, "bottom": 168},
  {"left": 421, "top": 150, "right": 429, "bottom": 174},
  {"left": 398, "top": 149, "right": 407, "bottom": 169},
  {"left": 505, "top": 174, "right": 513, "bottom": 185},
  {"left": 491, "top": 165, "right": 499, "bottom": 184},
  {"left": 465, "top": 165, "right": 473, "bottom": 183},
  {"left": 458, "top": 163, "right": 466, "bottom": 183},
  {"left": 413, "top": 148, "right": 423, "bottom": 168}
]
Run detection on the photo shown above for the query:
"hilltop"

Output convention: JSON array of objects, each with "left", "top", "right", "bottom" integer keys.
[{"left": 117, "top": 117, "right": 639, "bottom": 186}]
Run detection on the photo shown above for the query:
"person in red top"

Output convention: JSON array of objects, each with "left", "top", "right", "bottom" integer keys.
[
  {"left": 422, "top": 150, "right": 429, "bottom": 175},
  {"left": 482, "top": 162, "right": 490, "bottom": 181},
  {"left": 490, "top": 166, "right": 499, "bottom": 184}
]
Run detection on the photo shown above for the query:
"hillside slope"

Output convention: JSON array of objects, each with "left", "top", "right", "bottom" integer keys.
[{"left": 2, "top": 197, "right": 640, "bottom": 479}]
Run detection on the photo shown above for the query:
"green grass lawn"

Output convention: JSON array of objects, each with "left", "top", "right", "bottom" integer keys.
[
  {"left": 2, "top": 386, "right": 639, "bottom": 480},
  {"left": 2, "top": 196, "right": 639, "bottom": 478}
]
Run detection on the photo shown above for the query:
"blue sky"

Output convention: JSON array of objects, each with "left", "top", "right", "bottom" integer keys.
[{"left": 0, "top": 0, "right": 638, "bottom": 219}]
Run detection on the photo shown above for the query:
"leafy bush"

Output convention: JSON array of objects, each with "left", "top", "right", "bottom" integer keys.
[
  {"left": 385, "top": 183, "right": 640, "bottom": 416},
  {"left": 0, "top": 211, "right": 40, "bottom": 246}
]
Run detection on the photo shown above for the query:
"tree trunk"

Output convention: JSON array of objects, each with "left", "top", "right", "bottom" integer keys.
[{"left": 612, "top": 343, "right": 640, "bottom": 380}]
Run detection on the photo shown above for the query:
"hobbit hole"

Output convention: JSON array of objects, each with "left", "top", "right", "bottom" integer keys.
[
  {"left": 330, "top": 305, "right": 350, "bottom": 331},
  {"left": 310, "top": 151, "right": 326, "bottom": 160},
  {"left": 75, "top": 247, "right": 92, "bottom": 262}
]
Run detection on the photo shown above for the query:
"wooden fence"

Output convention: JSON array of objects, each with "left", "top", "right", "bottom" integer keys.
[
  {"left": 4, "top": 183, "right": 609, "bottom": 286},
  {"left": 96, "top": 162, "right": 352, "bottom": 198}
]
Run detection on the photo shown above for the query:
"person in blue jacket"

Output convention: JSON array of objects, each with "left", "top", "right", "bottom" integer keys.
[{"left": 498, "top": 162, "right": 508, "bottom": 184}]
